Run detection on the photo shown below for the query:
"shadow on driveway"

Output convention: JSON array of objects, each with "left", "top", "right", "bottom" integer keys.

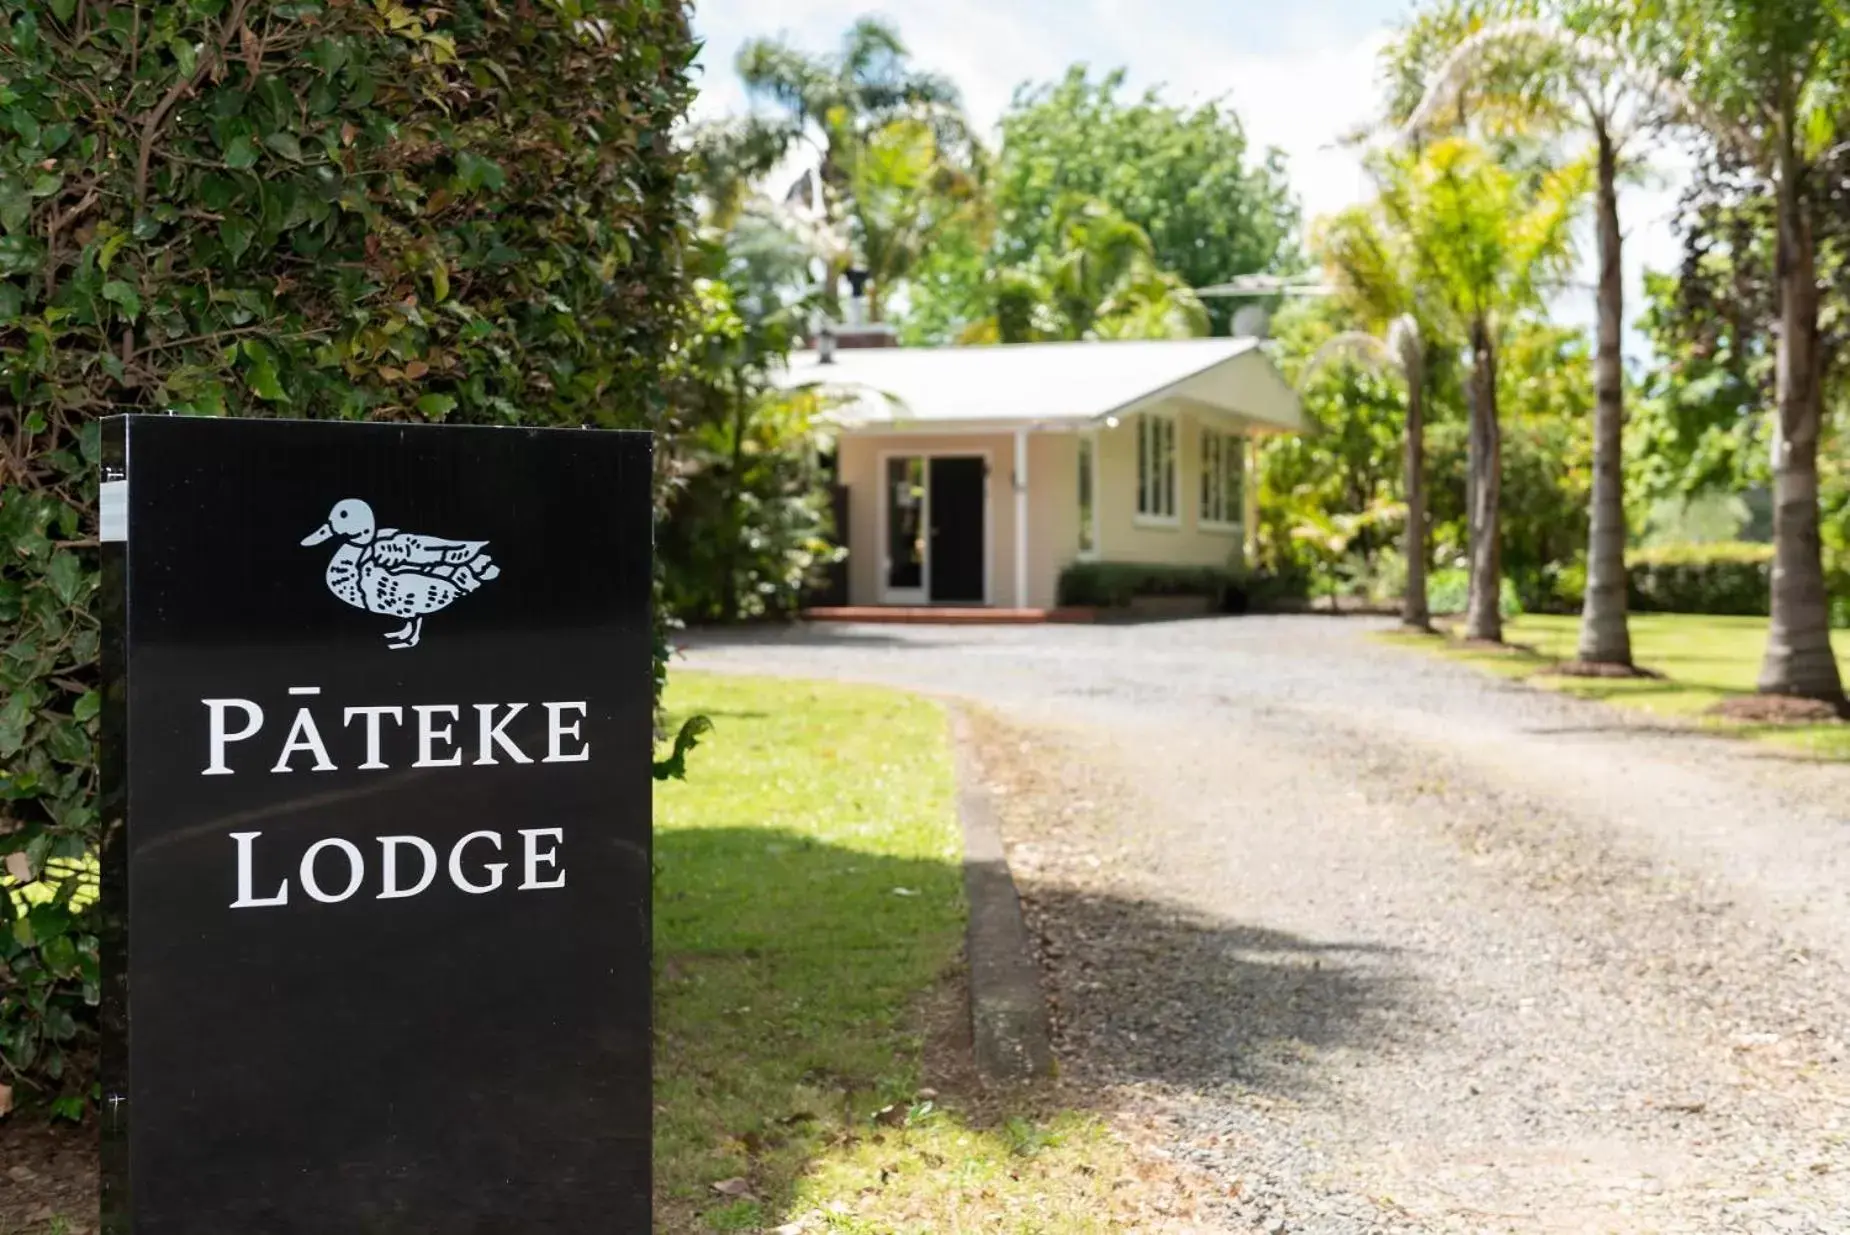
[{"left": 1015, "top": 883, "right": 1424, "bottom": 1097}]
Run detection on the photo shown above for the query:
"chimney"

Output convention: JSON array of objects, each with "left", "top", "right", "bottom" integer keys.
[{"left": 832, "top": 267, "right": 898, "bottom": 349}]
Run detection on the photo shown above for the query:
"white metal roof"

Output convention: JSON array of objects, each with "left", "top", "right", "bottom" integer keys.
[{"left": 773, "top": 337, "right": 1316, "bottom": 435}]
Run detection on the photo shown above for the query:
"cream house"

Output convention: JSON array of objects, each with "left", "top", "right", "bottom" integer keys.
[{"left": 777, "top": 337, "right": 1315, "bottom": 611}]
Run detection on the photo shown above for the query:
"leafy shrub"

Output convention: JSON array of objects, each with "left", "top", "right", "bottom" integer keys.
[
  {"left": 1627, "top": 542, "right": 1772, "bottom": 615},
  {"left": 1, "top": 0, "right": 695, "bottom": 1112},
  {"left": 1426, "top": 568, "right": 1522, "bottom": 618},
  {"left": 656, "top": 282, "right": 836, "bottom": 622},
  {"left": 1056, "top": 561, "right": 1243, "bottom": 609},
  {"left": 1537, "top": 555, "right": 1587, "bottom": 615},
  {"left": 1241, "top": 562, "right": 1311, "bottom": 611}
]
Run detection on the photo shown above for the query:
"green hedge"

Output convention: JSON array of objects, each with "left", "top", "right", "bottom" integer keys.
[
  {"left": 1, "top": 0, "right": 695, "bottom": 1115},
  {"left": 1056, "top": 561, "right": 1242, "bottom": 609},
  {"left": 1625, "top": 542, "right": 1773, "bottom": 616},
  {"left": 1532, "top": 542, "right": 1793, "bottom": 618}
]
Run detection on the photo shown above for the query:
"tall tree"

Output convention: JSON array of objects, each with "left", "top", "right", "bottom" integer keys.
[
  {"left": 1373, "top": 138, "right": 1586, "bottom": 641},
  {"left": 733, "top": 18, "right": 967, "bottom": 312},
  {"left": 1400, "top": 4, "right": 1703, "bottom": 671},
  {"left": 735, "top": 16, "right": 963, "bottom": 191},
  {"left": 984, "top": 67, "right": 1301, "bottom": 334},
  {"left": 1314, "top": 207, "right": 1441, "bottom": 630},
  {"left": 835, "top": 118, "right": 983, "bottom": 322},
  {"left": 1649, "top": 0, "right": 1849, "bottom": 704}
]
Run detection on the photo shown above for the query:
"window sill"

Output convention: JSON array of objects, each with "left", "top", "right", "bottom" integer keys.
[
  {"left": 1200, "top": 521, "right": 1244, "bottom": 536},
  {"left": 1133, "top": 514, "right": 1181, "bottom": 530}
]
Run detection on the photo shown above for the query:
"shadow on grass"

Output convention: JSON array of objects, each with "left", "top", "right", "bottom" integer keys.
[
  {"left": 654, "top": 826, "right": 1417, "bottom": 1231},
  {"left": 12, "top": 826, "right": 1418, "bottom": 1235}
]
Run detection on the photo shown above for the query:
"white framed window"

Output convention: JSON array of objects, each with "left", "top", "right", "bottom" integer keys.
[
  {"left": 1135, "top": 413, "right": 1177, "bottom": 523},
  {"left": 1200, "top": 427, "right": 1245, "bottom": 531},
  {"left": 1077, "top": 434, "right": 1098, "bottom": 558}
]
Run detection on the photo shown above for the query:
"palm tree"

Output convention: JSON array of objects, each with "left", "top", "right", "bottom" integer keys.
[
  {"left": 1648, "top": 0, "right": 1848, "bottom": 706},
  {"left": 1399, "top": 11, "right": 1706, "bottom": 671},
  {"left": 1373, "top": 138, "right": 1587, "bottom": 642},
  {"left": 735, "top": 18, "right": 968, "bottom": 314},
  {"left": 735, "top": 17, "right": 964, "bottom": 184},
  {"left": 835, "top": 118, "right": 983, "bottom": 323},
  {"left": 1313, "top": 201, "right": 1439, "bottom": 631}
]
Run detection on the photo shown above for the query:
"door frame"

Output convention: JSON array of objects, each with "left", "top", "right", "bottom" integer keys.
[{"left": 877, "top": 448, "right": 993, "bottom": 606}]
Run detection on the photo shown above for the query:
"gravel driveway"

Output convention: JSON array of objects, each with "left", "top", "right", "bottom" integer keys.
[{"left": 677, "top": 616, "right": 1850, "bottom": 1234}]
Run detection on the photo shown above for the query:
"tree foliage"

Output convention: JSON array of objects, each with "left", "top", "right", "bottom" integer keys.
[
  {"left": 942, "top": 196, "right": 1209, "bottom": 345},
  {"left": 0, "top": 0, "right": 696, "bottom": 1111},
  {"left": 730, "top": 16, "right": 969, "bottom": 318},
  {"left": 904, "top": 66, "right": 1300, "bottom": 339},
  {"left": 657, "top": 266, "right": 838, "bottom": 624}
]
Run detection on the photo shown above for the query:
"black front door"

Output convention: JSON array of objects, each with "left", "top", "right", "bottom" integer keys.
[{"left": 928, "top": 456, "right": 986, "bottom": 603}]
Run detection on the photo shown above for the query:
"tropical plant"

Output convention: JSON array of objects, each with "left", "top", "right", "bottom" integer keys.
[
  {"left": 733, "top": 17, "right": 967, "bottom": 314},
  {"left": 953, "top": 198, "right": 1208, "bottom": 343},
  {"left": 659, "top": 203, "right": 828, "bottom": 622},
  {"left": 836, "top": 118, "right": 983, "bottom": 323},
  {"left": 1399, "top": 1, "right": 1707, "bottom": 669},
  {"left": 1371, "top": 137, "right": 1587, "bottom": 641},
  {"left": 1645, "top": 0, "right": 1850, "bottom": 703},
  {"left": 1312, "top": 196, "right": 1445, "bottom": 629},
  {"left": 1298, "top": 320, "right": 1432, "bottom": 627},
  {"left": 1257, "top": 301, "right": 1418, "bottom": 598}
]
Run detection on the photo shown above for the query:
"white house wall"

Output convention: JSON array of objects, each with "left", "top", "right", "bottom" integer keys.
[{"left": 1092, "top": 403, "right": 1249, "bottom": 572}]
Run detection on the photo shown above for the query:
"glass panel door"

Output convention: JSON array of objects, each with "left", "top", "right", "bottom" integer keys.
[{"left": 884, "top": 456, "right": 926, "bottom": 599}]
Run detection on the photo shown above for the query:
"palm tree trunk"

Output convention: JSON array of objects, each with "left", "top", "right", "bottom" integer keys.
[
  {"left": 718, "top": 390, "right": 749, "bottom": 623},
  {"left": 1402, "top": 360, "right": 1430, "bottom": 630},
  {"left": 1758, "top": 150, "right": 1845, "bottom": 702},
  {"left": 1465, "top": 320, "right": 1503, "bottom": 643},
  {"left": 1576, "top": 126, "right": 1633, "bottom": 667}
]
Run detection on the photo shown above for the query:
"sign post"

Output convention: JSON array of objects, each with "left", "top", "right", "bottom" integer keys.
[{"left": 99, "top": 416, "right": 654, "bottom": 1233}]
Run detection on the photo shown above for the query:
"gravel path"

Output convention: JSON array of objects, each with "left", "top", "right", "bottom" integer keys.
[{"left": 678, "top": 617, "right": 1850, "bottom": 1233}]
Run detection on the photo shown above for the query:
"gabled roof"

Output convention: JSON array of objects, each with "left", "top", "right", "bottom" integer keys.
[{"left": 773, "top": 337, "right": 1316, "bottom": 435}]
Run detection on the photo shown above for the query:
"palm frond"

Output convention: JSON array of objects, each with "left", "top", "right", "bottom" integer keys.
[
  {"left": 1398, "top": 18, "right": 1742, "bottom": 149},
  {"left": 1300, "top": 332, "right": 1401, "bottom": 391}
]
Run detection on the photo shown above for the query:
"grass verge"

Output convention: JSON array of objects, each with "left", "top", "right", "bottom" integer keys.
[
  {"left": 2, "top": 672, "right": 1147, "bottom": 1235},
  {"left": 1379, "top": 613, "right": 1850, "bottom": 759},
  {"left": 654, "top": 672, "right": 1144, "bottom": 1233}
]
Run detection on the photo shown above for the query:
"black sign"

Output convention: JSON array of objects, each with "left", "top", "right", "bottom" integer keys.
[{"left": 98, "top": 416, "right": 654, "bottom": 1234}]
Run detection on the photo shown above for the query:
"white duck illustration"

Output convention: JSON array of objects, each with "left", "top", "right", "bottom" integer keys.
[{"left": 300, "top": 499, "right": 499, "bottom": 649}]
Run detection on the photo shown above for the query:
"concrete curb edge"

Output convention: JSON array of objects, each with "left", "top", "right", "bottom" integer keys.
[{"left": 949, "top": 707, "right": 1055, "bottom": 1082}]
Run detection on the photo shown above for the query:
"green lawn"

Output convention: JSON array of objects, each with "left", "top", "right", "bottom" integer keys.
[
  {"left": 1383, "top": 613, "right": 1850, "bottom": 759},
  {"left": 654, "top": 673, "right": 1136, "bottom": 1233}
]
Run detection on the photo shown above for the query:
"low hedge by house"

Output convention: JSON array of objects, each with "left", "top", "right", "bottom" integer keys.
[{"left": 1056, "top": 561, "right": 1245, "bottom": 611}]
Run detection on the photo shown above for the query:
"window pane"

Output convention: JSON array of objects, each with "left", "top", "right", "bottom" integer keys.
[
  {"left": 886, "top": 456, "right": 924, "bottom": 590},
  {"left": 1136, "top": 418, "right": 1148, "bottom": 514},
  {"left": 1200, "top": 430, "right": 1209, "bottom": 519},
  {"left": 1078, "top": 438, "right": 1095, "bottom": 552},
  {"left": 1163, "top": 419, "right": 1175, "bottom": 516}
]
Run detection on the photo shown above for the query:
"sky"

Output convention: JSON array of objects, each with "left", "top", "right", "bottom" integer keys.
[{"left": 690, "top": 0, "right": 1694, "bottom": 356}]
